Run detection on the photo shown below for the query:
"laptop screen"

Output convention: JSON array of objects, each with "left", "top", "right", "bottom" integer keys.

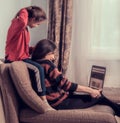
[{"left": 89, "top": 65, "right": 106, "bottom": 90}]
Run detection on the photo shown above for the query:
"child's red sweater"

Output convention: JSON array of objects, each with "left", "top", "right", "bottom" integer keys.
[{"left": 5, "top": 9, "right": 30, "bottom": 61}]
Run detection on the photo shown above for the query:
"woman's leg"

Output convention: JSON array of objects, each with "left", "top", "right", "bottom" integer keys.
[
  {"left": 55, "top": 94, "right": 101, "bottom": 109},
  {"left": 97, "top": 94, "right": 120, "bottom": 116},
  {"left": 55, "top": 94, "right": 120, "bottom": 116}
]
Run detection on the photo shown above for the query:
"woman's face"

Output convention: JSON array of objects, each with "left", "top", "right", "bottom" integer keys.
[{"left": 44, "top": 52, "right": 55, "bottom": 61}]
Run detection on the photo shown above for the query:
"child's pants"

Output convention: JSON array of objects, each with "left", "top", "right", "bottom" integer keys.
[
  {"left": 5, "top": 58, "right": 46, "bottom": 96},
  {"left": 23, "top": 58, "right": 46, "bottom": 96}
]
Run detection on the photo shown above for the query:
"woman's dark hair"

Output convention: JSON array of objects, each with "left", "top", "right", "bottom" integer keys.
[
  {"left": 32, "top": 39, "right": 56, "bottom": 61},
  {"left": 15, "top": 6, "right": 47, "bottom": 22}
]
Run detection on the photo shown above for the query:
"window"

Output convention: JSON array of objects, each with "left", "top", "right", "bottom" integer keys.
[
  {"left": 67, "top": 0, "right": 120, "bottom": 87},
  {"left": 89, "top": 0, "right": 120, "bottom": 60}
]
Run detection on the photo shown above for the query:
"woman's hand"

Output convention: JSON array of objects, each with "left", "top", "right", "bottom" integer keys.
[
  {"left": 76, "top": 85, "right": 102, "bottom": 98},
  {"left": 90, "top": 88, "right": 102, "bottom": 98}
]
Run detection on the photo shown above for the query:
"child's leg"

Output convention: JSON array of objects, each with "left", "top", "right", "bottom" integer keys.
[
  {"left": 23, "top": 59, "right": 54, "bottom": 110},
  {"left": 25, "top": 62, "right": 43, "bottom": 91},
  {"left": 24, "top": 59, "right": 46, "bottom": 96},
  {"left": 23, "top": 59, "right": 46, "bottom": 98}
]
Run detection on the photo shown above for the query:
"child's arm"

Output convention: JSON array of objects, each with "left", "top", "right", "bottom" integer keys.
[
  {"left": 11, "top": 9, "right": 28, "bottom": 32},
  {"left": 17, "top": 8, "right": 28, "bottom": 26}
]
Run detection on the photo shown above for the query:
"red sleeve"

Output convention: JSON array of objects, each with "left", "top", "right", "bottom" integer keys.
[
  {"left": 18, "top": 9, "right": 28, "bottom": 26},
  {"left": 10, "top": 9, "right": 28, "bottom": 32}
]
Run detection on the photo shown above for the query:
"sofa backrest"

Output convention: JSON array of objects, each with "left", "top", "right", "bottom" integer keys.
[
  {"left": 0, "top": 63, "right": 20, "bottom": 123},
  {"left": 0, "top": 61, "right": 51, "bottom": 123},
  {"left": 0, "top": 69, "right": 5, "bottom": 123},
  {"left": 9, "top": 61, "right": 48, "bottom": 113}
]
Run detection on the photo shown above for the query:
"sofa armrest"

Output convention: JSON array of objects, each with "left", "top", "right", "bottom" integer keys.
[
  {"left": 0, "top": 60, "right": 3, "bottom": 64},
  {"left": 0, "top": 89, "right": 5, "bottom": 123},
  {"left": 115, "top": 116, "right": 120, "bottom": 123},
  {"left": 0, "top": 71, "right": 5, "bottom": 123},
  {"left": 0, "top": 58, "right": 4, "bottom": 63}
]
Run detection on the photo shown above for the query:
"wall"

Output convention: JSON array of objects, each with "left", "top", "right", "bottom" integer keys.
[
  {"left": 30, "top": 0, "right": 48, "bottom": 46},
  {"left": 0, "top": 0, "right": 48, "bottom": 58}
]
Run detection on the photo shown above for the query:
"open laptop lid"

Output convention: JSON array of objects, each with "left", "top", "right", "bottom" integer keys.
[{"left": 89, "top": 65, "right": 106, "bottom": 90}]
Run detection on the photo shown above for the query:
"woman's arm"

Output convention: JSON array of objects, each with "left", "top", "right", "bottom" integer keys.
[
  {"left": 75, "top": 85, "right": 102, "bottom": 98},
  {"left": 40, "top": 60, "right": 101, "bottom": 98},
  {"left": 39, "top": 60, "right": 77, "bottom": 92}
]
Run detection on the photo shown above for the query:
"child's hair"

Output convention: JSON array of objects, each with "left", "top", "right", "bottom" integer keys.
[
  {"left": 15, "top": 6, "right": 47, "bottom": 22},
  {"left": 32, "top": 39, "right": 56, "bottom": 60}
]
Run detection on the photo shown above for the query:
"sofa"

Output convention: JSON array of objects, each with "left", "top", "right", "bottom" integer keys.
[{"left": 0, "top": 61, "right": 120, "bottom": 123}]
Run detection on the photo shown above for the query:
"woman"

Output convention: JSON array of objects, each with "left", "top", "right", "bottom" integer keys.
[{"left": 32, "top": 39, "right": 120, "bottom": 116}]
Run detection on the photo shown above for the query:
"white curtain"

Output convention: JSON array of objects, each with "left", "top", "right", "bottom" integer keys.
[
  {"left": 90, "top": 0, "right": 120, "bottom": 60},
  {"left": 66, "top": 0, "right": 120, "bottom": 87}
]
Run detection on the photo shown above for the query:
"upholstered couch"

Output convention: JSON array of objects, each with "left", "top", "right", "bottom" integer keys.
[{"left": 0, "top": 61, "right": 120, "bottom": 123}]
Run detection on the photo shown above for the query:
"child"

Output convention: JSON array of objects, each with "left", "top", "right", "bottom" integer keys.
[
  {"left": 5, "top": 6, "right": 52, "bottom": 109},
  {"left": 32, "top": 39, "right": 120, "bottom": 116}
]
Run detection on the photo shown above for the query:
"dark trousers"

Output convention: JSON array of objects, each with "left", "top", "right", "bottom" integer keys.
[
  {"left": 55, "top": 93, "right": 120, "bottom": 116},
  {"left": 23, "top": 59, "right": 46, "bottom": 96}
]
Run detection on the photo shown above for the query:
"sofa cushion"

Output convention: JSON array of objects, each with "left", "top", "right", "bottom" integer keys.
[
  {"left": 83, "top": 105, "right": 114, "bottom": 115},
  {"left": 20, "top": 108, "right": 116, "bottom": 123},
  {"left": 9, "top": 61, "right": 49, "bottom": 114}
]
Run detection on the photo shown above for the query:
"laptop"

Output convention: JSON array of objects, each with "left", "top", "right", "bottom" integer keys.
[
  {"left": 74, "top": 65, "right": 106, "bottom": 95},
  {"left": 89, "top": 65, "right": 106, "bottom": 90}
]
